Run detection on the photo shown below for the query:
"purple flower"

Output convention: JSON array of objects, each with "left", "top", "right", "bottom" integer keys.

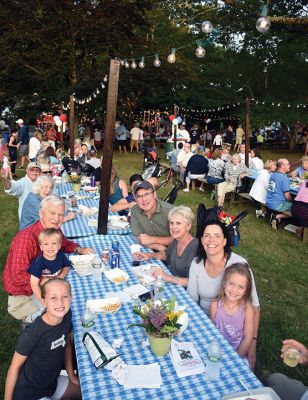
[{"left": 148, "top": 309, "right": 166, "bottom": 329}]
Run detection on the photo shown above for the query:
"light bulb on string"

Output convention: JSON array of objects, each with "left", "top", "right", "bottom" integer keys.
[
  {"left": 120, "top": 60, "right": 125, "bottom": 66},
  {"left": 101, "top": 83, "right": 105, "bottom": 89},
  {"left": 167, "top": 48, "right": 176, "bottom": 64},
  {"left": 195, "top": 40, "right": 206, "bottom": 58},
  {"left": 201, "top": 20, "right": 213, "bottom": 34},
  {"left": 139, "top": 57, "right": 145, "bottom": 68},
  {"left": 124, "top": 59, "right": 130, "bottom": 68},
  {"left": 103, "top": 74, "right": 108, "bottom": 82},
  {"left": 93, "top": 93, "right": 97, "bottom": 98},
  {"left": 256, "top": 5, "right": 271, "bottom": 33},
  {"left": 153, "top": 54, "right": 161, "bottom": 67},
  {"left": 131, "top": 59, "right": 137, "bottom": 69},
  {"left": 96, "top": 88, "right": 100, "bottom": 94}
]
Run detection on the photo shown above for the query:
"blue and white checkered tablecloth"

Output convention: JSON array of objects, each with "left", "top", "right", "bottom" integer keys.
[
  {"left": 68, "top": 234, "right": 263, "bottom": 400},
  {"left": 56, "top": 183, "right": 131, "bottom": 238}
]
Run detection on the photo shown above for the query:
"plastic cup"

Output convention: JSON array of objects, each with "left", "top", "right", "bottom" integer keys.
[
  {"left": 130, "top": 244, "right": 141, "bottom": 260},
  {"left": 92, "top": 257, "right": 102, "bottom": 282},
  {"left": 283, "top": 347, "right": 300, "bottom": 367}
]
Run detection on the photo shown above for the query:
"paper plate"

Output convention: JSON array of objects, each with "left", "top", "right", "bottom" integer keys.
[
  {"left": 222, "top": 387, "right": 281, "bottom": 400},
  {"left": 104, "top": 268, "right": 129, "bottom": 285},
  {"left": 86, "top": 298, "right": 121, "bottom": 314}
]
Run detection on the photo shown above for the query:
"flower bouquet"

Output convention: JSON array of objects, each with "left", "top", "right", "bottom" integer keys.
[
  {"left": 218, "top": 210, "right": 235, "bottom": 226},
  {"left": 128, "top": 296, "right": 182, "bottom": 356}
]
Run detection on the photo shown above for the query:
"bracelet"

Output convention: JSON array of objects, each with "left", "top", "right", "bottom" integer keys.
[{"left": 252, "top": 337, "right": 258, "bottom": 341}]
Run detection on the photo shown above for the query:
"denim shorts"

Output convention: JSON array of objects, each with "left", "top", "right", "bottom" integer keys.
[{"left": 275, "top": 202, "right": 292, "bottom": 211}]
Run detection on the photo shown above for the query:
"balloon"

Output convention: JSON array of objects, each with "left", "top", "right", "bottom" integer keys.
[
  {"left": 56, "top": 120, "right": 62, "bottom": 127},
  {"left": 169, "top": 115, "right": 175, "bottom": 121},
  {"left": 177, "top": 116, "right": 182, "bottom": 124},
  {"left": 206, "top": 118, "right": 211, "bottom": 123},
  {"left": 172, "top": 118, "right": 179, "bottom": 125},
  {"left": 60, "top": 114, "right": 67, "bottom": 122}
]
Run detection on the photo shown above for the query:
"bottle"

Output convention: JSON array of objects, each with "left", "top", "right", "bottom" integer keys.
[
  {"left": 90, "top": 175, "right": 96, "bottom": 187},
  {"left": 233, "top": 225, "right": 239, "bottom": 247},
  {"left": 205, "top": 341, "right": 222, "bottom": 380},
  {"left": 154, "top": 275, "right": 164, "bottom": 301},
  {"left": 62, "top": 170, "right": 68, "bottom": 184},
  {"left": 111, "top": 241, "right": 120, "bottom": 269},
  {"left": 81, "top": 306, "right": 95, "bottom": 332}
]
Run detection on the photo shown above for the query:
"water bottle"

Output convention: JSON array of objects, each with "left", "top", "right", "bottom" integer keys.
[
  {"left": 154, "top": 275, "right": 164, "bottom": 301},
  {"left": 62, "top": 170, "right": 68, "bottom": 184},
  {"left": 111, "top": 241, "right": 120, "bottom": 269},
  {"left": 233, "top": 225, "right": 239, "bottom": 247},
  {"left": 90, "top": 175, "right": 96, "bottom": 187},
  {"left": 205, "top": 341, "right": 222, "bottom": 380},
  {"left": 81, "top": 306, "right": 95, "bottom": 332}
]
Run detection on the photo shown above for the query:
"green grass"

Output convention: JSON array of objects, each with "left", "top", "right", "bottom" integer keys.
[{"left": 0, "top": 147, "right": 307, "bottom": 397}]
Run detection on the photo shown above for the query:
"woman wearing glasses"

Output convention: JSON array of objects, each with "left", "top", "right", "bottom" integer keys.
[
  {"left": 133, "top": 206, "right": 197, "bottom": 287},
  {"left": 187, "top": 220, "right": 260, "bottom": 369}
]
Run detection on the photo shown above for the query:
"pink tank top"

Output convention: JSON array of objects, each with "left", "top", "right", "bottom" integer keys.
[{"left": 214, "top": 299, "right": 245, "bottom": 350}]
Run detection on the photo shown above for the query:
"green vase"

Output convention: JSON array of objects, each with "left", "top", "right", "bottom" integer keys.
[
  {"left": 73, "top": 182, "right": 81, "bottom": 193},
  {"left": 148, "top": 334, "right": 172, "bottom": 356}
]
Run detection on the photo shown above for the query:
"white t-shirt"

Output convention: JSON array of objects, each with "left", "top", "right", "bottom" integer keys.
[
  {"left": 29, "top": 137, "right": 41, "bottom": 159},
  {"left": 130, "top": 127, "right": 140, "bottom": 141},
  {"left": 177, "top": 150, "right": 193, "bottom": 168},
  {"left": 249, "top": 169, "right": 270, "bottom": 204},
  {"left": 249, "top": 157, "right": 264, "bottom": 170}
]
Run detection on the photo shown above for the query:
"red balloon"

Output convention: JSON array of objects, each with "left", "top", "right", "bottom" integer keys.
[
  {"left": 60, "top": 114, "right": 67, "bottom": 122},
  {"left": 169, "top": 115, "right": 175, "bottom": 121}
]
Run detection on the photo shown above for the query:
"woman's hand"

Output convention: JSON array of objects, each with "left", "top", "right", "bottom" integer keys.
[
  {"left": 133, "top": 251, "right": 152, "bottom": 261},
  {"left": 151, "top": 266, "right": 168, "bottom": 280}
]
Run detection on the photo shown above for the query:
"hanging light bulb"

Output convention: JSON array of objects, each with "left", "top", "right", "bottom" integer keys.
[
  {"left": 103, "top": 74, "right": 108, "bottom": 82},
  {"left": 96, "top": 88, "right": 100, "bottom": 94},
  {"left": 124, "top": 59, "right": 130, "bottom": 68},
  {"left": 256, "top": 5, "right": 271, "bottom": 33},
  {"left": 131, "top": 59, "right": 137, "bottom": 69},
  {"left": 195, "top": 40, "right": 206, "bottom": 58},
  {"left": 93, "top": 93, "right": 97, "bottom": 98},
  {"left": 167, "top": 48, "right": 176, "bottom": 64},
  {"left": 201, "top": 20, "right": 213, "bottom": 34},
  {"left": 120, "top": 60, "right": 125, "bottom": 66},
  {"left": 153, "top": 54, "right": 161, "bottom": 67},
  {"left": 139, "top": 57, "right": 145, "bottom": 68},
  {"left": 256, "top": 16, "right": 271, "bottom": 33},
  {"left": 101, "top": 82, "right": 105, "bottom": 89}
]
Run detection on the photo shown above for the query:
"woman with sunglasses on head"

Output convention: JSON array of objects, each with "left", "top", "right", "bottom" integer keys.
[
  {"left": 133, "top": 206, "right": 198, "bottom": 287},
  {"left": 187, "top": 220, "right": 260, "bottom": 369}
]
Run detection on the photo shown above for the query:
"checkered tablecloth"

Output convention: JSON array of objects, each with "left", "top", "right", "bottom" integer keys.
[
  {"left": 67, "top": 234, "right": 263, "bottom": 400},
  {"left": 55, "top": 183, "right": 131, "bottom": 238}
]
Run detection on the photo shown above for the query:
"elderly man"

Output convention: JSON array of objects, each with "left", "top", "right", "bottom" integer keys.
[
  {"left": 2, "top": 194, "right": 93, "bottom": 321},
  {"left": 176, "top": 123, "right": 190, "bottom": 148},
  {"left": 177, "top": 142, "right": 193, "bottom": 183},
  {"left": 1, "top": 162, "right": 41, "bottom": 219},
  {"left": 266, "top": 158, "right": 292, "bottom": 229},
  {"left": 130, "top": 181, "right": 173, "bottom": 251}
]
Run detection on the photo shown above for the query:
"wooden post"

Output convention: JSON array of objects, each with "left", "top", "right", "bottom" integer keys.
[
  {"left": 173, "top": 104, "right": 178, "bottom": 149},
  {"left": 245, "top": 98, "right": 250, "bottom": 167},
  {"left": 98, "top": 59, "right": 120, "bottom": 234},
  {"left": 69, "top": 95, "right": 75, "bottom": 159}
]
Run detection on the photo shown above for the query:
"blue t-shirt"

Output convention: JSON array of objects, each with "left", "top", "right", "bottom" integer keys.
[
  {"left": 266, "top": 172, "right": 290, "bottom": 210},
  {"left": 116, "top": 125, "right": 127, "bottom": 140},
  {"left": 294, "top": 166, "right": 305, "bottom": 177},
  {"left": 27, "top": 251, "right": 71, "bottom": 279},
  {"left": 20, "top": 193, "right": 42, "bottom": 230}
]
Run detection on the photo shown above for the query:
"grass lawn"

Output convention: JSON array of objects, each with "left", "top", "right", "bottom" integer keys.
[{"left": 0, "top": 147, "right": 307, "bottom": 396}]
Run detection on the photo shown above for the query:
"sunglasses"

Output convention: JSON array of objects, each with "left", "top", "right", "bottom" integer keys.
[{"left": 42, "top": 170, "right": 52, "bottom": 174}]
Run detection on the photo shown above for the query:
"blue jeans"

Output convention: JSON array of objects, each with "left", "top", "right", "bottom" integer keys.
[{"left": 206, "top": 176, "right": 225, "bottom": 184}]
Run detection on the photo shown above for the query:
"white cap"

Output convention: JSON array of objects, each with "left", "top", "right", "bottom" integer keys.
[
  {"left": 182, "top": 122, "right": 186, "bottom": 126},
  {"left": 16, "top": 119, "right": 24, "bottom": 124}
]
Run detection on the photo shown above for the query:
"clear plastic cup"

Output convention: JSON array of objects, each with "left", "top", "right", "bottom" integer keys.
[{"left": 283, "top": 347, "right": 300, "bottom": 367}]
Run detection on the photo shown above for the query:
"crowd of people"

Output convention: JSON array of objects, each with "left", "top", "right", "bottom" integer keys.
[{"left": 0, "top": 116, "right": 307, "bottom": 400}]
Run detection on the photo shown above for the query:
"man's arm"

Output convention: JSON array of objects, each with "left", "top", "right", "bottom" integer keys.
[
  {"left": 138, "top": 233, "right": 173, "bottom": 247},
  {"left": 284, "top": 191, "right": 292, "bottom": 202}
]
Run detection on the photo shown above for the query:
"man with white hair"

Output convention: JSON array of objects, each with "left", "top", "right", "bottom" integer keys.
[
  {"left": 1, "top": 162, "right": 41, "bottom": 219},
  {"left": 2, "top": 194, "right": 93, "bottom": 321}
]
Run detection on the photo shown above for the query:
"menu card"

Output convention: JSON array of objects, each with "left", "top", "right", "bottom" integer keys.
[{"left": 170, "top": 339, "right": 205, "bottom": 378}]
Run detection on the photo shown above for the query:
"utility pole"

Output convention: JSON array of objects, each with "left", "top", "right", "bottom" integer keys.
[{"left": 98, "top": 59, "right": 120, "bottom": 234}]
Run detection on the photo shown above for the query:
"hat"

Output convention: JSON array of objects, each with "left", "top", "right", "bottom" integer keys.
[
  {"left": 133, "top": 180, "right": 154, "bottom": 194},
  {"left": 16, "top": 119, "right": 24, "bottom": 124},
  {"left": 181, "top": 122, "right": 186, "bottom": 126},
  {"left": 26, "top": 162, "right": 41, "bottom": 170}
]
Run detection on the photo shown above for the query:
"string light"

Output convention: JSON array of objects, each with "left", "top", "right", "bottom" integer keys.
[
  {"left": 131, "top": 59, "right": 137, "bottom": 69},
  {"left": 195, "top": 40, "right": 206, "bottom": 58},
  {"left": 120, "top": 60, "right": 125, "bottom": 66},
  {"left": 139, "top": 57, "right": 145, "bottom": 68},
  {"left": 101, "top": 82, "right": 105, "bottom": 89},
  {"left": 153, "top": 54, "right": 161, "bottom": 67},
  {"left": 103, "top": 74, "right": 108, "bottom": 82},
  {"left": 124, "top": 59, "right": 130, "bottom": 68},
  {"left": 256, "top": 5, "right": 271, "bottom": 33},
  {"left": 167, "top": 48, "right": 176, "bottom": 64},
  {"left": 201, "top": 20, "right": 213, "bottom": 34}
]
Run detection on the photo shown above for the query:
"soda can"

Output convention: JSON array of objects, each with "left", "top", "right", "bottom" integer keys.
[{"left": 71, "top": 197, "right": 77, "bottom": 208}]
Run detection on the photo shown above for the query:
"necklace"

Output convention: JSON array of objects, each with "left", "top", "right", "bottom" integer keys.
[
  {"left": 177, "top": 235, "right": 192, "bottom": 256},
  {"left": 225, "top": 300, "right": 239, "bottom": 311}
]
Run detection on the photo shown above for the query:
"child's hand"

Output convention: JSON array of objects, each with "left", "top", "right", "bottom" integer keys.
[
  {"left": 40, "top": 277, "right": 49, "bottom": 286},
  {"left": 69, "top": 374, "right": 80, "bottom": 386}
]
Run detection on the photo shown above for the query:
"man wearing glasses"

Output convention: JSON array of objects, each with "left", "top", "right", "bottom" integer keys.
[
  {"left": 131, "top": 181, "right": 173, "bottom": 251},
  {"left": 266, "top": 158, "right": 292, "bottom": 229},
  {"left": 1, "top": 162, "right": 41, "bottom": 219}
]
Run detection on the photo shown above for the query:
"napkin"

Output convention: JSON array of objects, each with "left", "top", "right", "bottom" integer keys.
[
  {"left": 88, "top": 219, "right": 98, "bottom": 227},
  {"left": 78, "top": 205, "right": 98, "bottom": 216},
  {"left": 131, "top": 264, "right": 157, "bottom": 285},
  {"left": 124, "top": 284, "right": 150, "bottom": 298},
  {"left": 122, "top": 363, "right": 162, "bottom": 389},
  {"left": 104, "top": 268, "right": 129, "bottom": 285},
  {"left": 105, "top": 291, "right": 132, "bottom": 303}
]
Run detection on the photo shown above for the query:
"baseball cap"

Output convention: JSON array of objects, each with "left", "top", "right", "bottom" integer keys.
[
  {"left": 133, "top": 181, "right": 154, "bottom": 194},
  {"left": 16, "top": 118, "right": 24, "bottom": 124},
  {"left": 26, "top": 162, "right": 41, "bottom": 170}
]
